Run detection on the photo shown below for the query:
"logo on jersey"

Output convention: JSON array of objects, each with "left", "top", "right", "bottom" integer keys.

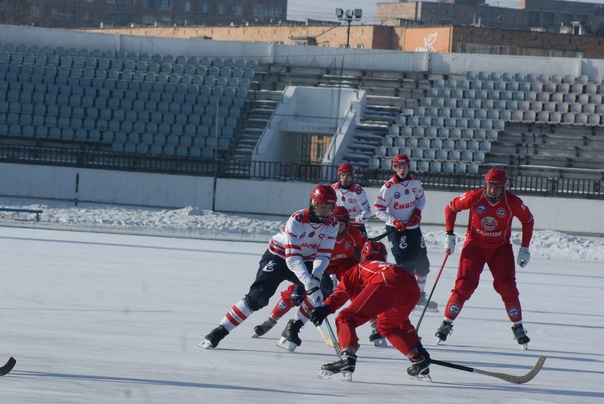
[
  {"left": 481, "top": 216, "right": 498, "bottom": 231},
  {"left": 394, "top": 192, "right": 401, "bottom": 199},
  {"left": 405, "top": 189, "right": 409, "bottom": 195},
  {"left": 308, "top": 231, "right": 315, "bottom": 238},
  {"left": 299, "top": 231, "right": 306, "bottom": 239},
  {"left": 476, "top": 205, "right": 487, "bottom": 214},
  {"left": 508, "top": 307, "right": 519, "bottom": 318},
  {"left": 448, "top": 304, "right": 461, "bottom": 316},
  {"left": 496, "top": 208, "right": 506, "bottom": 218}
]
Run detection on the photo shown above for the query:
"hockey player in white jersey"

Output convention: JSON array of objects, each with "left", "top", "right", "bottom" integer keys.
[
  {"left": 200, "top": 184, "right": 339, "bottom": 350},
  {"left": 331, "top": 163, "right": 372, "bottom": 237},
  {"left": 374, "top": 154, "right": 437, "bottom": 323}
]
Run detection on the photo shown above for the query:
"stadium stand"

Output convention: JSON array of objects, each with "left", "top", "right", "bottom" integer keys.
[{"left": 0, "top": 43, "right": 258, "bottom": 160}]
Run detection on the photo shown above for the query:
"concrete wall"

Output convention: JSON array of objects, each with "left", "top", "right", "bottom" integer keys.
[{"left": 1, "top": 164, "right": 602, "bottom": 236}]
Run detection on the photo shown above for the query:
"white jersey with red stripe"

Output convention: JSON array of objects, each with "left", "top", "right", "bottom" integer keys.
[
  {"left": 374, "top": 174, "right": 426, "bottom": 228},
  {"left": 331, "top": 182, "right": 372, "bottom": 221},
  {"left": 269, "top": 208, "right": 338, "bottom": 285}
]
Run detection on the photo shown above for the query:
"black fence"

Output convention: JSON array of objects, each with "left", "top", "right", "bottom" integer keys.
[{"left": 1, "top": 143, "right": 602, "bottom": 199}]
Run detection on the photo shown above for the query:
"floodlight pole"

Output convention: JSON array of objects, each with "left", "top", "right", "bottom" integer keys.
[{"left": 336, "top": 8, "right": 362, "bottom": 48}]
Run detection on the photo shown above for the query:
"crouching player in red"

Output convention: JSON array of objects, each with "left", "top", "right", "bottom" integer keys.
[
  {"left": 252, "top": 206, "right": 367, "bottom": 352},
  {"left": 310, "top": 241, "right": 431, "bottom": 382}
]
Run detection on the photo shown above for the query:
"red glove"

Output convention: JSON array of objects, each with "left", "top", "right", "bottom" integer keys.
[
  {"left": 408, "top": 209, "right": 422, "bottom": 227},
  {"left": 393, "top": 219, "right": 406, "bottom": 232}
]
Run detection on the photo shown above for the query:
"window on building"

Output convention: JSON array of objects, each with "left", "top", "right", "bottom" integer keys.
[
  {"left": 105, "top": 0, "right": 118, "bottom": 4},
  {"left": 146, "top": 0, "right": 155, "bottom": 9},
  {"left": 201, "top": 3, "right": 209, "bottom": 14},
  {"left": 184, "top": 1, "right": 191, "bottom": 12},
  {"left": 159, "top": 0, "right": 172, "bottom": 11},
  {"left": 269, "top": 7, "right": 282, "bottom": 18},
  {"left": 217, "top": 3, "right": 226, "bottom": 14},
  {"left": 234, "top": 6, "right": 243, "bottom": 16},
  {"left": 543, "top": 12, "right": 555, "bottom": 27},
  {"left": 561, "top": 13, "right": 573, "bottom": 25},
  {"left": 528, "top": 10, "right": 540, "bottom": 26},
  {"left": 254, "top": 5, "right": 268, "bottom": 17},
  {"left": 123, "top": 0, "right": 135, "bottom": 5},
  {"left": 70, "top": 10, "right": 76, "bottom": 21},
  {"left": 104, "top": 11, "right": 118, "bottom": 24},
  {"left": 142, "top": 14, "right": 155, "bottom": 24}
]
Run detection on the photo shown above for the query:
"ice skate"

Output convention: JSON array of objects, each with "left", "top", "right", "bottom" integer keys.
[
  {"left": 435, "top": 320, "right": 453, "bottom": 344},
  {"left": 277, "top": 318, "right": 303, "bottom": 352},
  {"left": 512, "top": 323, "right": 530, "bottom": 349},
  {"left": 318, "top": 350, "right": 357, "bottom": 381},
  {"left": 369, "top": 327, "right": 387, "bottom": 347},
  {"left": 407, "top": 355, "right": 432, "bottom": 382},
  {"left": 415, "top": 292, "right": 439, "bottom": 313},
  {"left": 252, "top": 317, "right": 277, "bottom": 338},
  {"left": 199, "top": 325, "right": 229, "bottom": 349}
]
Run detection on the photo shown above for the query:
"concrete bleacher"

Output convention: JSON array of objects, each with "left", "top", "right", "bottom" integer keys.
[
  {"left": 0, "top": 43, "right": 257, "bottom": 159},
  {"left": 377, "top": 70, "right": 604, "bottom": 176}
]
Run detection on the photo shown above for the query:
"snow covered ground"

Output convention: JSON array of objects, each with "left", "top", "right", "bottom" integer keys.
[{"left": 1, "top": 197, "right": 603, "bottom": 403}]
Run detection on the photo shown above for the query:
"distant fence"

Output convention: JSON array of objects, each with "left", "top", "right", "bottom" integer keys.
[{"left": 0, "top": 143, "right": 601, "bottom": 199}]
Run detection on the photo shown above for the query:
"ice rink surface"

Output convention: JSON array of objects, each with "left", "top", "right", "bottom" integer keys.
[{"left": 2, "top": 224, "right": 603, "bottom": 403}]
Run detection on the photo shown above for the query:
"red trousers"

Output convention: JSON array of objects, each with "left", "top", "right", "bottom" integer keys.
[
  {"left": 445, "top": 242, "right": 522, "bottom": 322},
  {"left": 335, "top": 281, "right": 420, "bottom": 356}
]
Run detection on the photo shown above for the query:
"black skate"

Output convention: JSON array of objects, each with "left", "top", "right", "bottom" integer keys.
[
  {"left": 318, "top": 350, "right": 357, "bottom": 381},
  {"left": 512, "top": 324, "right": 530, "bottom": 349},
  {"left": 415, "top": 292, "right": 439, "bottom": 313},
  {"left": 198, "top": 325, "right": 229, "bottom": 349},
  {"left": 252, "top": 317, "right": 277, "bottom": 338},
  {"left": 435, "top": 320, "right": 453, "bottom": 344},
  {"left": 407, "top": 355, "right": 432, "bottom": 382},
  {"left": 277, "top": 318, "right": 303, "bottom": 352},
  {"left": 369, "top": 327, "right": 387, "bottom": 347}
]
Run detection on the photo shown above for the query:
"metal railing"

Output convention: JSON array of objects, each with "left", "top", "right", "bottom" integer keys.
[{"left": 0, "top": 143, "right": 602, "bottom": 199}]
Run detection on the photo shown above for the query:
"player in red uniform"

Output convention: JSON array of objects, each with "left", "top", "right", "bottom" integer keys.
[
  {"left": 310, "top": 241, "right": 431, "bottom": 382},
  {"left": 199, "top": 184, "right": 338, "bottom": 349},
  {"left": 436, "top": 168, "right": 535, "bottom": 348},
  {"left": 252, "top": 206, "right": 367, "bottom": 352}
]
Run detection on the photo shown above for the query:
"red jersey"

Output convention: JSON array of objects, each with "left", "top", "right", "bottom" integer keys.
[
  {"left": 445, "top": 189, "right": 534, "bottom": 249},
  {"left": 325, "top": 260, "right": 415, "bottom": 311},
  {"left": 324, "top": 224, "right": 367, "bottom": 280}
]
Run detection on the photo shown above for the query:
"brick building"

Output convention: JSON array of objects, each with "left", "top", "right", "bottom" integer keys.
[
  {"left": 377, "top": 0, "right": 604, "bottom": 35},
  {"left": 0, "top": 0, "right": 287, "bottom": 29}
]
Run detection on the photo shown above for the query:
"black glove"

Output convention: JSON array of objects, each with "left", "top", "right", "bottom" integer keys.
[
  {"left": 290, "top": 284, "right": 305, "bottom": 306},
  {"left": 310, "top": 304, "right": 331, "bottom": 326}
]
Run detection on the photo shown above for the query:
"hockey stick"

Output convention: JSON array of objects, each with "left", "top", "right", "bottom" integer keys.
[
  {"left": 323, "top": 318, "right": 341, "bottom": 356},
  {"left": 316, "top": 325, "right": 335, "bottom": 349},
  {"left": 415, "top": 252, "right": 450, "bottom": 332},
  {"left": 431, "top": 356, "right": 546, "bottom": 384},
  {"left": 0, "top": 357, "right": 16, "bottom": 376},
  {"left": 368, "top": 227, "right": 396, "bottom": 242}
]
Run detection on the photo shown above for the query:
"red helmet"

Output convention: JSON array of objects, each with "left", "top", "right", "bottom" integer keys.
[
  {"left": 393, "top": 154, "right": 410, "bottom": 167},
  {"left": 310, "top": 184, "right": 337, "bottom": 205},
  {"left": 361, "top": 241, "right": 388, "bottom": 262},
  {"left": 338, "top": 163, "right": 355, "bottom": 174},
  {"left": 484, "top": 168, "right": 508, "bottom": 186},
  {"left": 332, "top": 206, "right": 350, "bottom": 221}
]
